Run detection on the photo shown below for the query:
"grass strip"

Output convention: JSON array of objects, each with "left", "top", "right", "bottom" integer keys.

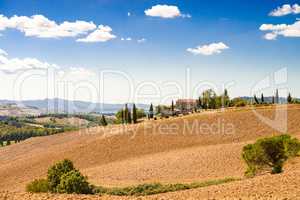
[{"left": 94, "top": 177, "right": 240, "bottom": 196}]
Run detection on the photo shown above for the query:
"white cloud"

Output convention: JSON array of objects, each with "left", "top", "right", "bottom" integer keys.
[
  {"left": 187, "top": 42, "right": 229, "bottom": 56},
  {"left": 264, "top": 33, "right": 277, "bottom": 40},
  {"left": 144, "top": 5, "right": 191, "bottom": 19},
  {"left": 269, "top": 4, "right": 300, "bottom": 16},
  {"left": 0, "top": 48, "right": 59, "bottom": 73},
  {"left": 260, "top": 20, "right": 300, "bottom": 40},
  {"left": 121, "top": 37, "right": 133, "bottom": 41},
  {"left": 76, "top": 25, "right": 116, "bottom": 43},
  {"left": 0, "top": 14, "right": 96, "bottom": 38},
  {"left": 0, "top": 48, "right": 8, "bottom": 56},
  {"left": 137, "top": 38, "right": 146, "bottom": 43}
]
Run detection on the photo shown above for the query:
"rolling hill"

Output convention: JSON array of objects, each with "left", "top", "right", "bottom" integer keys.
[{"left": 1, "top": 105, "right": 300, "bottom": 199}]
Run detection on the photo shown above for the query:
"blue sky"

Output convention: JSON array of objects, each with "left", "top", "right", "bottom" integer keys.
[{"left": 0, "top": 0, "right": 299, "bottom": 104}]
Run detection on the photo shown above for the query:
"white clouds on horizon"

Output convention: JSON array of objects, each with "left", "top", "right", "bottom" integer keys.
[
  {"left": 260, "top": 21, "right": 300, "bottom": 40},
  {"left": 0, "top": 48, "right": 97, "bottom": 78},
  {"left": 0, "top": 14, "right": 116, "bottom": 43},
  {"left": 145, "top": 5, "right": 191, "bottom": 19},
  {"left": 0, "top": 14, "right": 96, "bottom": 38},
  {"left": 76, "top": 25, "right": 116, "bottom": 42},
  {"left": 0, "top": 48, "right": 60, "bottom": 73},
  {"left": 187, "top": 42, "right": 229, "bottom": 56},
  {"left": 269, "top": 4, "right": 300, "bottom": 17}
]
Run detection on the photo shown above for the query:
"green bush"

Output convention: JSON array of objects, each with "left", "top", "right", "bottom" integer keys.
[
  {"left": 26, "top": 179, "right": 49, "bottom": 193},
  {"left": 27, "top": 159, "right": 94, "bottom": 194},
  {"left": 94, "top": 178, "right": 238, "bottom": 196},
  {"left": 47, "top": 159, "right": 75, "bottom": 192},
  {"left": 57, "top": 170, "right": 92, "bottom": 194},
  {"left": 242, "top": 134, "right": 300, "bottom": 176}
]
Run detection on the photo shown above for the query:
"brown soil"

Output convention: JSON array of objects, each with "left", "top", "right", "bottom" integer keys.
[{"left": 1, "top": 105, "right": 300, "bottom": 199}]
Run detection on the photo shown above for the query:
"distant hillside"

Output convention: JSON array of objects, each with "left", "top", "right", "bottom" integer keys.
[{"left": 0, "top": 99, "right": 149, "bottom": 114}]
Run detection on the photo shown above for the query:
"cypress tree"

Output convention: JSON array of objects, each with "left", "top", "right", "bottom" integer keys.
[
  {"left": 121, "top": 109, "right": 124, "bottom": 124},
  {"left": 149, "top": 103, "right": 154, "bottom": 119},
  {"left": 254, "top": 95, "right": 259, "bottom": 104},
  {"left": 275, "top": 89, "right": 279, "bottom": 104},
  {"left": 272, "top": 96, "right": 275, "bottom": 104},
  {"left": 132, "top": 104, "right": 137, "bottom": 124},
  {"left": 124, "top": 104, "right": 129, "bottom": 124},
  {"left": 197, "top": 97, "right": 202, "bottom": 110},
  {"left": 171, "top": 100, "right": 174, "bottom": 115},
  {"left": 128, "top": 110, "right": 132, "bottom": 124},
  {"left": 261, "top": 93, "right": 264, "bottom": 103},
  {"left": 287, "top": 93, "right": 292, "bottom": 104},
  {"left": 101, "top": 115, "right": 108, "bottom": 126}
]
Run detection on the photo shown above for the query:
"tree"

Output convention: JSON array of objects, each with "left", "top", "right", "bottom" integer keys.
[
  {"left": 47, "top": 159, "right": 75, "bottom": 192},
  {"left": 171, "top": 100, "right": 174, "bottom": 115},
  {"left": 254, "top": 95, "right": 259, "bottom": 104},
  {"left": 223, "top": 89, "right": 230, "bottom": 107},
  {"left": 132, "top": 104, "right": 137, "bottom": 124},
  {"left": 272, "top": 96, "right": 275, "bottom": 104},
  {"left": 149, "top": 103, "right": 154, "bottom": 119},
  {"left": 287, "top": 93, "right": 292, "bottom": 104},
  {"left": 275, "top": 89, "right": 279, "bottom": 104},
  {"left": 242, "top": 135, "right": 300, "bottom": 176},
  {"left": 261, "top": 93, "right": 264, "bottom": 103},
  {"left": 57, "top": 170, "right": 91, "bottom": 194},
  {"left": 101, "top": 115, "right": 107, "bottom": 126},
  {"left": 128, "top": 110, "right": 132, "bottom": 124},
  {"left": 197, "top": 97, "right": 202, "bottom": 110},
  {"left": 124, "top": 104, "right": 129, "bottom": 124}
]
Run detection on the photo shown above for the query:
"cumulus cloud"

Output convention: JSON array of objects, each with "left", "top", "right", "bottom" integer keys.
[
  {"left": 145, "top": 5, "right": 191, "bottom": 19},
  {"left": 0, "top": 48, "right": 59, "bottom": 73},
  {"left": 0, "top": 48, "right": 97, "bottom": 80},
  {"left": 76, "top": 25, "right": 116, "bottom": 42},
  {"left": 260, "top": 20, "right": 300, "bottom": 40},
  {"left": 187, "top": 42, "right": 229, "bottom": 56},
  {"left": 0, "top": 14, "right": 96, "bottom": 38},
  {"left": 269, "top": 4, "right": 300, "bottom": 17}
]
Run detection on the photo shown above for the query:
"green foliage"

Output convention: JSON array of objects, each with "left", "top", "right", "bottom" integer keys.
[
  {"left": 230, "top": 98, "right": 247, "bottom": 107},
  {"left": 100, "top": 115, "right": 108, "bottom": 126},
  {"left": 149, "top": 103, "right": 154, "bottom": 119},
  {"left": 254, "top": 95, "right": 259, "bottom": 104},
  {"left": 287, "top": 93, "right": 292, "bottom": 104},
  {"left": 28, "top": 159, "right": 93, "bottom": 194},
  {"left": 26, "top": 179, "right": 49, "bottom": 193},
  {"left": 57, "top": 170, "right": 92, "bottom": 194},
  {"left": 94, "top": 178, "right": 238, "bottom": 196},
  {"left": 242, "top": 134, "right": 300, "bottom": 176},
  {"left": 132, "top": 104, "right": 137, "bottom": 124},
  {"left": 47, "top": 159, "right": 75, "bottom": 192},
  {"left": 199, "top": 89, "right": 230, "bottom": 109}
]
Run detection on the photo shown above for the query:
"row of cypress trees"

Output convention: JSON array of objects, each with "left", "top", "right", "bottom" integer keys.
[
  {"left": 254, "top": 89, "right": 293, "bottom": 104},
  {"left": 120, "top": 104, "right": 139, "bottom": 124}
]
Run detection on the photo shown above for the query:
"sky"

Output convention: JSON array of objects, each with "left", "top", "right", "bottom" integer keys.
[{"left": 0, "top": 0, "right": 299, "bottom": 104}]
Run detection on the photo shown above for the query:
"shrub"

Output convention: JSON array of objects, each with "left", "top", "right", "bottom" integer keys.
[
  {"left": 26, "top": 179, "right": 49, "bottom": 193},
  {"left": 47, "top": 159, "right": 75, "bottom": 192},
  {"left": 57, "top": 170, "right": 92, "bottom": 194},
  {"left": 242, "top": 134, "right": 300, "bottom": 176}
]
